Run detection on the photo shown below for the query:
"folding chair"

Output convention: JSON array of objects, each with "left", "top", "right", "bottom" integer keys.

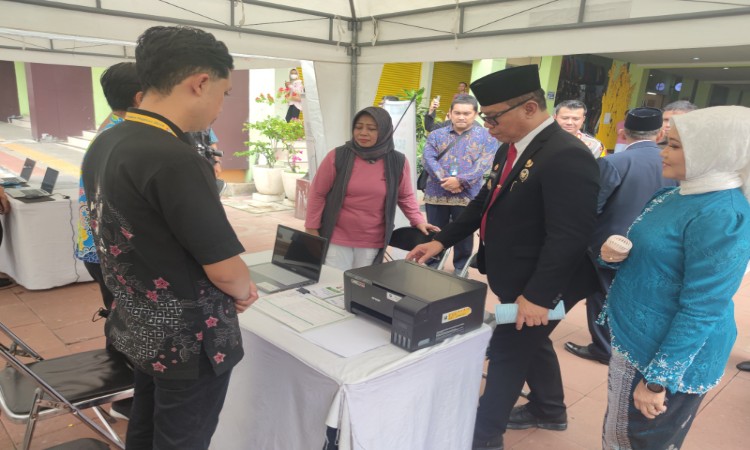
[
  {"left": 457, "top": 252, "right": 479, "bottom": 278},
  {"left": 385, "top": 226, "right": 452, "bottom": 270},
  {"left": 0, "top": 320, "right": 134, "bottom": 450}
]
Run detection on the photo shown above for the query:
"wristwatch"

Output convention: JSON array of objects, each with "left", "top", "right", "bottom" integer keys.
[{"left": 644, "top": 381, "right": 665, "bottom": 393}]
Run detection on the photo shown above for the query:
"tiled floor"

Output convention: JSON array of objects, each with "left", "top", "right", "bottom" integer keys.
[{"left": 2, "top": 203, "right": 750, "bottom": 449}]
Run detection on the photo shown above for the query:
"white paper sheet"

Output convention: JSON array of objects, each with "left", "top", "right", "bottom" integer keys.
[
  {"left": 305, "top": 284, "right": 346, "bottom": 309},
  {"left": 252, "top": 291, "right": 353, "bottom": 332},
  {"left": 301, "top": 317, "right": 392, "bottom": 358},
  {"left": 306, "top": 284, "right": 345, "bottom": 299}
]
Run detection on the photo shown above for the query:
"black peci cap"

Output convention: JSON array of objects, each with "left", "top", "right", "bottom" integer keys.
[
  {"left": 470, "top": 65, "right": 542, "bottom": 107},
  {"left": 625, "top": 107, "right": 663, "bottom": 132}
]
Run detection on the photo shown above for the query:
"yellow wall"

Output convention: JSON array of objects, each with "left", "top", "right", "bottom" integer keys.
[
  {"left": 373, "top": 63, "right": 423, "bottom": 105},
  {"left": 429, "top": 61, "right": 473, "bottom": 117}
]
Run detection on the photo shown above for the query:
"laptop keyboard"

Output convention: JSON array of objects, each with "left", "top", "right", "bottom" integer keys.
[
  {"left": 252, "top": 264, "right": 308, "bottom": 285},
  {"left": 18, "top": 188, "right": 48, "bottom": 197}
]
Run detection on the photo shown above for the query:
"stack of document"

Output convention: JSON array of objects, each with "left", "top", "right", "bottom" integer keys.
[{"left": 253, "top": 288, "right": 352, "bottom": 332}]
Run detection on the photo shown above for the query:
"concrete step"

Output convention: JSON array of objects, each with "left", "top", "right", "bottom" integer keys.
[
  {"left": 66, "top": 135, "right": 92, "bottom": 150},
  {"left": 221, "top": 182, "right": 255, "bottom": 198},
  {"left": 82, "top": 130, "right": 98, "bottom": 140},
  {"left": 9, "top": 116, "right": 31, "bottom": 129}
]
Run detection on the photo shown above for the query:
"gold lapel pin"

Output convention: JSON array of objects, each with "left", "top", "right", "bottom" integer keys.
[
  {"left": 520, "top": 169, "right": 530, "bottom": 182},
  {"left": 525, "top": 160, "right": 534, "bottom": 168},
  {"left": 493, "top": 163, "right": 500, "bottom": 171}
]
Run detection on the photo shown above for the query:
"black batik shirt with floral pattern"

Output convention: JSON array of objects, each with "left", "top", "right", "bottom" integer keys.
[{"left": 82, "top": 109, "right": 245, "bottom": 380}]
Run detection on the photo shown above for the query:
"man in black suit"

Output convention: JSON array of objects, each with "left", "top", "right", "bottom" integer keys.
[
  {"left": 407, "top": 65, "right": 600, "bottom": 450},
  {"left": 565, "top": 108, "right": 678, "bottom": 365}
]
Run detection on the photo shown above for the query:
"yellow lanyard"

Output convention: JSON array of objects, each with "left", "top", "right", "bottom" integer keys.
[{"left": 125, "top": 112, "right": 178, "bottom": 137}]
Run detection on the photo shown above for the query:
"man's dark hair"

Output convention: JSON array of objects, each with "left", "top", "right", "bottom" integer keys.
[
  {"left": 459, "top": 81, "right": 468, "bottom": 87},
  {"left": 663, "top": 100, "right": 698, "bottom": 113},
  {"left": 554, "top": 99, "right": 587, "bottom": 115},
  {"left": 450, "top": 94, "right": 478, "bottom": 112},
  {"left": 100, "top": 62, "right": 140, "bottom": 111},
  {"left": 135, "top": 26, "right": 233, "bottom": 95},
  {"left": 381, "top": 95, "right": 399, "bottom": 102}
]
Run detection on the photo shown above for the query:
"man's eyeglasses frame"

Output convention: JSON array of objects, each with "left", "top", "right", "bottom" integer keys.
[{"left": 479, "top": 96, "right": 534, "bottom": 126}]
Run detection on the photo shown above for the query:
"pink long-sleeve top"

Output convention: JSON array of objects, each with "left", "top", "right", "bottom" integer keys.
[{"left": 305, "top": 150, "right": 426, "bottom": 248}]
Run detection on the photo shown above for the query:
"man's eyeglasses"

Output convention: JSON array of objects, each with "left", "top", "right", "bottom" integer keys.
[{"left": 479, "top": 97, "right": 533, "bottom": 126}]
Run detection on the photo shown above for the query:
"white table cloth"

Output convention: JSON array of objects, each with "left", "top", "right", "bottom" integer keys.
[
  {"left": 211, "top": 252, "right": 491, "bottom": 450},
  {"left": 0, "top": 188, "right": 92, "bottom": 289}
]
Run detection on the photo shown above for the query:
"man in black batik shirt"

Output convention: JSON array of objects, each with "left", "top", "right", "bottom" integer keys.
[{"left": 82, "top": 26, "right": 258, "bottom": 450}]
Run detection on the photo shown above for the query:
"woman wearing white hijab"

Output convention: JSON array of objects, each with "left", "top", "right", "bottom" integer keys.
[{"left": 599, "top": 106, "right": 750, "bottom": 449}]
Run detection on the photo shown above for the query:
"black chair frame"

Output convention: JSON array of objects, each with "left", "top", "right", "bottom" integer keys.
[{"left": 0, "top": 320, "right": 133, "bottom": 449}]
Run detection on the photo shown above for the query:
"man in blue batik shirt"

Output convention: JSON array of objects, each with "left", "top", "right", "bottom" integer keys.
[{"left": 422, "top": 94, "right": 498, "bottom": 273}]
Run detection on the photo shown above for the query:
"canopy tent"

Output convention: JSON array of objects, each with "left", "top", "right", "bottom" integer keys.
[
  {"left": 3, "top": 0, "right": 750, "bottom": 157},
  {"left": 4, "top": 1, "right": 750, "bottom": 65}
]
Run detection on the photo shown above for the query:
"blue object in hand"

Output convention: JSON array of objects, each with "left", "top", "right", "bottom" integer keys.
[{"left": 495, "top": 301, "right": 566, "bottom": 324}]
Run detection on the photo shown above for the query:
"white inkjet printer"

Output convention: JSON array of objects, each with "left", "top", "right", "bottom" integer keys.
[{"left": 344, "top": 260, "right": 487, "bottom": 351}]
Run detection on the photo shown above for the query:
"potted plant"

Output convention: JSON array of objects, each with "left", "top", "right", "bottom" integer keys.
[{"left": 235, "top": 93, "right": 306, "bottom": 197}]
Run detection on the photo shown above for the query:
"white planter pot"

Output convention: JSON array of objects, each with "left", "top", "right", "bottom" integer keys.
[
  {"left": 252, "top": 165, "right": 285, "bottom": 195},
  {"left": 282, "top": 171, "right": 305, "bottom": 201}
]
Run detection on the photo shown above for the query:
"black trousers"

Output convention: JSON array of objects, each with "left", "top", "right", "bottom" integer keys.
[
  {"left": 585, "top": 266, "right": 616, "bottom": 359},
  {"left": 285, "top": 105, "right": 301, "bottom": 122},
  {"left": 126, "top": 354, "right": 233, "bottom": 450},
  {"left": 474, "top": 309, "right": 571, "bottom": 439},
  {"left": 84, "top": 261, "right": 115, "bottom": 311},
  {"left": 426, "top": 204, "right": 473, "bottom": 271}
]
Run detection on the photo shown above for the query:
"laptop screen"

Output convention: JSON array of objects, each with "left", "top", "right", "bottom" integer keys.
[
  {"left": 40, "top": 168, "right": 59, "bottom": 193},
  {"left": 20, "top": 158, "right": 36, "bottom": 180},
  {"left": 271, "top": 225, "right": 329, "bottom": 281}
]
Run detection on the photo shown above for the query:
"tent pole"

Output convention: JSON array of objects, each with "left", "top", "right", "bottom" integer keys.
[
  {"left": 351, "top": 28, "right": 358, "bottom": 119},
  {"left": 349, "top": 0, "right": 358, "bottom": 119}
]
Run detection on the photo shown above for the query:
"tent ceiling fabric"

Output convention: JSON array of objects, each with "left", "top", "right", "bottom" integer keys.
[{"left": 1, "top": 0, "right": 749, "bottom": 85}]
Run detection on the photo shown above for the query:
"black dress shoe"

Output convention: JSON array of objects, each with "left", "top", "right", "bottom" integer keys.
[
  {"left": 564, "top": 342, "right": 610, "bottom": 365},
  {"left": 472, "top": 434, "right": 503, "bottom": 450},
  {"left": 737, "top": 361, "right": 750, "bottom": 372},
  {"left": 507, "top": 404, "right": 567, "bottom": 431}
]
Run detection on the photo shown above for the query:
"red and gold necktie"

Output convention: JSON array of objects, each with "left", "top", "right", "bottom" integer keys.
[{"left": 480, "top": 143, "right": 517, "bottom": 241}]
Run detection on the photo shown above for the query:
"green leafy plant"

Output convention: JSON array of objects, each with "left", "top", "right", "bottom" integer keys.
[{"left": 235, "top": 94, "right": 306, "bottom": 171}]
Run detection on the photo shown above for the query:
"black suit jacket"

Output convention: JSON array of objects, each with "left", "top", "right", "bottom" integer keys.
[{"left": 436, "top": 121, "right": 601, "bottom": 309}]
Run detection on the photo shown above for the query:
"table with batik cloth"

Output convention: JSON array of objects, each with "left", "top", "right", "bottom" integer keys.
[{"left": 211, "top": 251, "right": 491, "bottom": 450}]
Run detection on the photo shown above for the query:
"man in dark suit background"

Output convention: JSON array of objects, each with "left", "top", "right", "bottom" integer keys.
[
  {"left": 407, "top": 65, "right": 600, "bottom": 450},
  {"left": 565, "top": 107, "right": 678, "bottom": 365}
]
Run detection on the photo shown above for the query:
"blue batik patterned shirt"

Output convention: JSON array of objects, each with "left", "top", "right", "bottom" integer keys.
[
  {"left": 76, "top": 113, "right": 124, "bottom": 263},
  {"left": 422, "top": 123, "right": 498, "bottom": 206}
]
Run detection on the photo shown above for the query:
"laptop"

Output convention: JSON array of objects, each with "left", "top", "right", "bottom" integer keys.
[
  {"left": 5, "top": 167, "right": 59, "bottom": 199},
  {"left": 0, "top": 158, "right": 36, "bottom": 186},
  {"left": 248, "top": 225, "right": 329, "bottom": 294}
]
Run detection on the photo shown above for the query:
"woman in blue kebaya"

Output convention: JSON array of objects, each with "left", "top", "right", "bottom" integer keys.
[{"left": 599, "top": 106, "right": 750, "bottom": 449}]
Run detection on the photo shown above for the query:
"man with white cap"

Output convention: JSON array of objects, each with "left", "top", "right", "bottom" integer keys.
[
  {"left": 565, "top": 107, "right": 678, "bottom": 366},
  {"left": 407, "top": 65, "right": 600, "bottom": 450}
]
